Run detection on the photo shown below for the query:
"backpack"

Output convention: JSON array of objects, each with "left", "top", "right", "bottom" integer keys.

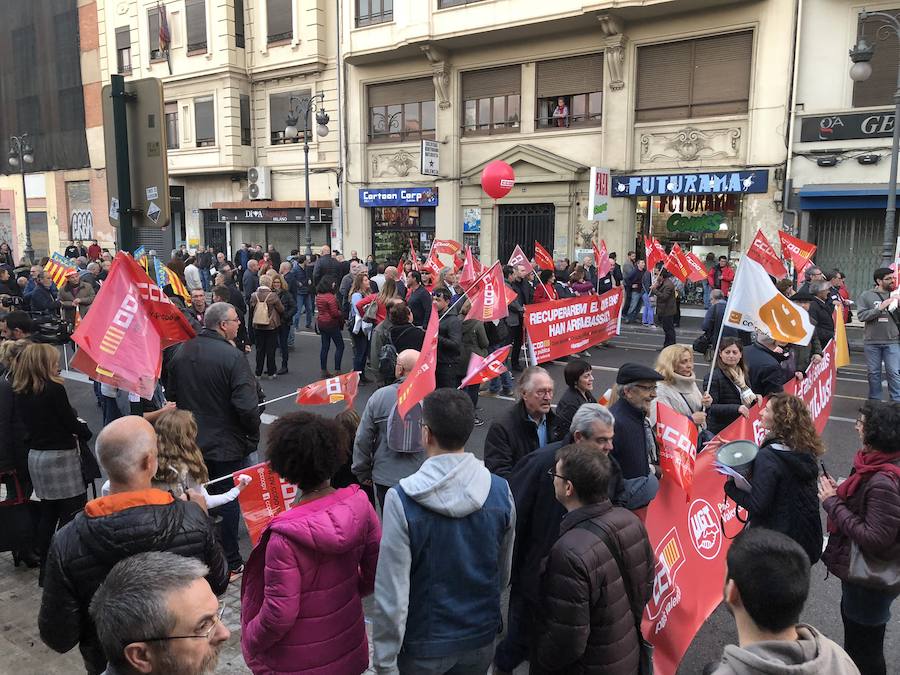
[
  {"left": 252, "top": 293, "right": 271, "bottom": 327},
  {"left": 379, "top": 329, "right": 399, "bottom": 378}
]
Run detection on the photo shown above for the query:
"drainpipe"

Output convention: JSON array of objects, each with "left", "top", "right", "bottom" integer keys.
[
  {"left": 783, "top": 0, "right": 803, "bottom": 234},
  {"left": 335, "top": 0, "right": 348, "bottom": 251}
]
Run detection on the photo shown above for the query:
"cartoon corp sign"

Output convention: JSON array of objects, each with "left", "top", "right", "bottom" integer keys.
[{"left": 524, "top": 287, "right": 623, "bottom": 363}]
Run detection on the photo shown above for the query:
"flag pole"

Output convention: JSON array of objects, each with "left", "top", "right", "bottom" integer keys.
[
  {"left": 259, "top": 390, "right": 301, "bottom": 407},
  {"left": 440, "top": 261, "right": 499, "bottom": 321},
  {"left": 704, "top": 258, "right": 744, "bottom": 396}
]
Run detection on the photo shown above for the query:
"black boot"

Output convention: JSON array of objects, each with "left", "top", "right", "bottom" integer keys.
[{"left": 277, "top": 365, "right": 288, "bottom": 375}]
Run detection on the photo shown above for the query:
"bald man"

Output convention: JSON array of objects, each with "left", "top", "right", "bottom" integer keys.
[
  {"left": 39, "top": 416, "right": 229, "bottom": 675},
  {"left": 353, "top": 349, "right": 427, "bottom": 509},
  {"left": 313, "top": 242, "right": 342, "bottom": 288}
]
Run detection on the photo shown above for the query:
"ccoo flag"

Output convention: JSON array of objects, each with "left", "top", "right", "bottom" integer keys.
[
  {"left": 459, "top": 345, "right": 511, "bottom": 388},
  {"left": 430, "top": 239, "right": 462, "bottom": 256},
  {"left": 507, "top": 244, "right": 534, "bottom": 275},
  {"left": 747, "top": 229, "right": 787, "bottom": 279},
  {"left": 724, "top": 256, "right": 814, "bottom": 345},
  {"left": 467, "top": 262, "right": 515, "bottom": 322},
  {"left": 593, "top": 240, "right": 612, "bottom": 279},
  {"left": 533, "top": 241, "right": 554, "bottom": 270},
  {"left": 778, "top": 231, "right": 816, "bottom": 273},
  {"left": 655, "top": 401, "right": 698, "bottom": 501}
]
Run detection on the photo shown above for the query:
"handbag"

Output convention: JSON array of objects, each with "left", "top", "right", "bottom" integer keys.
[
  {"left": 847, "top": 540, "right": 900, "bottom": 594},
  {"left": 0, "top": 470, "right": 35, "bottom": 554},
  {"left": 692, "top": 332, "right": 711, "bottom": 355},
  {"left": 577, "top": 519, "right": 654, "bottom": 675}
]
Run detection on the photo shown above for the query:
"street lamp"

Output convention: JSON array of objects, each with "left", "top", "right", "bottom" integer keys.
[
  {"left": 850, "top": 11, "right": 900, "bottom": 265},
  {"left": 7, "top": 134, "right": 34, "bottom": 264},
  {"left": 284, "top": 93, "right": 330, "bottom": 257}
]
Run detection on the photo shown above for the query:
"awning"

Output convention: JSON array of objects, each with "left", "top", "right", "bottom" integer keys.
[{"left": 799, "top": 183, "right": 894, "bottom": 210}]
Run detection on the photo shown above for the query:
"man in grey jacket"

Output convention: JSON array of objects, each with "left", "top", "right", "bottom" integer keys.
[
  {"left": 352, "top": 349, "right": 426, "bottom": 509},
  {"left": 373, "top": 388, "right": 515, "bottom": 675},
  {"left": 857, "top": 266, "right": 900, "bottom": 401}
]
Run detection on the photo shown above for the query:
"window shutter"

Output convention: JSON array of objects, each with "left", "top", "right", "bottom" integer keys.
[
  {"left": 115, "top": 27, "right": 130, "bottom": 50},
  {"left": 267, "top": 0, "right": 293, "bottom": 40},
  {"left": 186, "top": 0, "right": 207, "bottom": 50},
  {"left": 148, "top": 8, "right": 160, "bottom": 55},
  {"left": 368, "top": 78, "right": 434, "bottom": 107},
  {"left": 690, "top": 32, "right": 752, "bottom": 116},
  {"left": 853, "top": 12, "right": 900, "bottom": 107},
  {"left": 536, "top": 53, "right": 604, "bottom": 98},
  {"left": 195, "top": 97, "right": 215, "bottom": 141},
  {"left": 636, "top": 40, "right": 694, "bottom": 121},
  {"left": 462, "top": 65, "right": 521, "bottom": 100}
]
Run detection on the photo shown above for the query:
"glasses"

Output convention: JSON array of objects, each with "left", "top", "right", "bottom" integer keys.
[
  {"left": 547, "top": 468, "right": 569, "bottom": 481},
  {"left": 631, "top": 383, "right": 657, "bottom": 391},
  {"left": 531, "top": 388, "right": 554, "bottom": 397},
  {"left": 139, "top": 605, "right": 226, "bottom": 643},
  {"left": 222, "top": 317, "right": 240, "bottom": 324}
]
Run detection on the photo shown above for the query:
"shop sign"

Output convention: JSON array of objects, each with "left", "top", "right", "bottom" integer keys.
[
  {"left": 666, "top": 212, "right": 725, "bottom": 233},
  {"left": 613, "top": 170, "right": 768, "bottom": 196},
  {"left": 421, "top": 140, "right": 440, "bottom": 176},
  {"left": 359, "top": 187, "right": 439, "bottom": 207},
  {"left": 217, "top": 208, "right": 331, "bottom": 223},
  {"left": 588, "top": 167, "right": 610, "bottom": 221},
  {"left": 799, "top": 111, "right": 894, "bottom": 142}
]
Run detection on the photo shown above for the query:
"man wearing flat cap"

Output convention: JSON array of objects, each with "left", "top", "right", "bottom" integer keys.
[{"left": 610, "top": 363, "right": 664, "bottom": 481}]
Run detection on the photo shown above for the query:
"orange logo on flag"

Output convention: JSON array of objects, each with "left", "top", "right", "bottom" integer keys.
[{"left": 758, "top": 295, "right": 807, "bottom": 343}]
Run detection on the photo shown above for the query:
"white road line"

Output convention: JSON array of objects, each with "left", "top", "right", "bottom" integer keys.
[{"left": 61, "top": 369, "right": 90, "bottom": 383}]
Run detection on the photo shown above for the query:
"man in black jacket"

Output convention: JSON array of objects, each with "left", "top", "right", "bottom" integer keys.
[
  {"left": 166, "top": 302, "right": 261, "bottom": 574},
  {"left": 508, "top": 264, "right": 533, "bottom": 371},
  {"left": 744, "top": 333, "right": 793, "bottom": 396},
  {"left": 484, "top": 366, "right": 556, "bottom": 477},
  {"left": 432, "top": 287, "right": 462, "bottom": 388},
  {"left": 610, "top": 362, "right": 663, "bottom": 480},
  {"left": 405, "top": 270, "right": 432, "bottom": 327},
  {"left": 39, "top": 416, "right": 229, "bottom": 675},
  {"left": 312, "top": 245, "right": 342, "bottom": 288}
]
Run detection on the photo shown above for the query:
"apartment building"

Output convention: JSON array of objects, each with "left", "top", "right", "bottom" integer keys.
[
  {"left": 97, "top": 0, "right": 341, "bottom": 256},
  {"left": 340, "top": 0, "right": 795, "bottom": 271}
]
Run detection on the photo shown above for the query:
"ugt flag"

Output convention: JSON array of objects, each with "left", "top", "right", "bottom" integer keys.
[
  {"left": 459, "top": 345, "right": 511, "bottom": 388},
  {"left": 295, "top": 371, "right": 359, "bottom": 410},
  {"left": 507, "top": 244, "right": 534, "bottom": 275}
]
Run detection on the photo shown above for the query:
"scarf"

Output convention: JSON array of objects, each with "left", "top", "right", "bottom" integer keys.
[{"left": 836, "top": 449, "right": 900, "bottom": 501}]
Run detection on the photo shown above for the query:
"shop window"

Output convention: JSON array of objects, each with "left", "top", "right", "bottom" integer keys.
[
  {"left": 372, "top": 206, "right": 436, "bottom": 264},
  {"left": 438, "top": 0, "right": 484, "bottom": 7},
  {"left": 147, "top": 7, "right": 164, "bottom": 62},
  {"left": 194, "top": 97, "right": 215, "bottom": 147},
  {"left": 853, "top": 11, "right": 900, "bottom": 107},
  {"left": 270, "top": 90, "right": 311, "bottom": 144},
  {"left": 636, "top": 31, "right": 752, "bottom": 122},
  {"left": 165, "top": 102, "right": 179, "bottom": 150},
  {"left": 267, "top": 0, "right": 293, "bottom": 43},
  {"left": 115, "top": 27, "right": 132, "bottom": 74},
  {"left": 235, "top": 0, "right": 245, "bottom": 48},
  {"left": 240, "top": 95, "right": 252, "bottom": 146},
  {"left": 368, "top": 78, "right": 435, "bottom": 143},
  {"left": 186, "top": 0, "right": 207, "bottom": 53},
  {"left": 357, "top": 0, "right": 392, "bottom": 27},
  {"left": 462, "top": 65, "right": 520, "bottom": 135},
  {"left": 536, "top": 53, "right": 604, "bottom": 129}
]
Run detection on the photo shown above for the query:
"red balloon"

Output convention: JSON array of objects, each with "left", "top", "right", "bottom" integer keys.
[{"left": 481, "top": 160, "right": 516, "bottom": 199}]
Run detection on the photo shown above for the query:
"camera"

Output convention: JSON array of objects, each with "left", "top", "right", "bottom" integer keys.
[
  {"left": 29, "top": 313, "right": 74, "bottom": 346},
  {"left": 0, "top": 295, "right": 23, "bottom": 308}
]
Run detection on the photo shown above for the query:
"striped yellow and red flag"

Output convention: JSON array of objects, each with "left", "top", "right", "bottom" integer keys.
[
  {"left": 44, "top": 252, "right": 77, "bottom": 287},
  {"left": 164, "top": 265, "right": 190, "bottom": 301}
]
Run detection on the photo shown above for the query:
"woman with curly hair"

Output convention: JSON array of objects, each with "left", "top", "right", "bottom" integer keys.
[
  {"left": 819, "top": 401, "right": 900, "bottom": 675},
  {"left": 725, "top": 393, "right": 825, "bottom": 564},
  {"left": 241, "top": 411, "right": 381, "bottom": 675}
]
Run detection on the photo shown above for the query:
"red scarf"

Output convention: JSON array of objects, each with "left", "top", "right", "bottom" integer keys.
[{"left": 836, "top": 449, "right": 900, "bottom": 501}]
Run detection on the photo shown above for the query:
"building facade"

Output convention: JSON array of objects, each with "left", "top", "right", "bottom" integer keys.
[
  {"left": 340, "top": 0, "right": 795, "bottom": 274},
  {"left": 96, "top": 0, "right": 341, "bottom": 257}
]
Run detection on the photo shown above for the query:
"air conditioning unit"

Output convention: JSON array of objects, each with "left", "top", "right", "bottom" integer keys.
[{"left": 248, "top": 166, "right": 271, "bottom": 200}]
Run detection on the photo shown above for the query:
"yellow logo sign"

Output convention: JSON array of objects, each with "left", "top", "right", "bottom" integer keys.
[{"left": 758, "top": 295, "right": 807, "bottom": 343}]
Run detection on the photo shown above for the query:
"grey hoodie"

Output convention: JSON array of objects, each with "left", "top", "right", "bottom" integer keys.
[
  {"left": 372, "top": 452, "right": 516, "bottom": 674},
  {"left": 708, "top": 624, "right": 860, "bottom": 675}
]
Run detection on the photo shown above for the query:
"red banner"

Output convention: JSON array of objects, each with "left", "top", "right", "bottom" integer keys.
[
  {"left": 655, "top": 401, "right": 698, "bottom": 501},
  {"left": 232, "top": 462, "right": 297, "bottom": 546},
  {"left": 459, "top": 345, "right": 511, "bottom": 388},
  {"left": 459, "top": 245, "right": 484, "bottom": 289},
  {"left": 524, "top": 287, "right": 623, "bottom": 363},
  {"left": 397, "top": 305, "right": 439, "bottom": 418},
  {"left": 430, "top": 238, "right": 462, "bottom": 256},
  {"left": 534, "top": 241, "right": 554, "bottom": 270},
  {"left": 593, "top": 240, "right": 611, "bottom": 279},
  {"left": 778, "top": 231, "right": 816, "bottom": 273},
  {"left": 747, "top": 229, "right": 788, "bottom": 279},
  {"left": 507, "top": 244, "right": 534, "bottom": 275},
  {"left": 295, "top": 371, "right": 360, "bottom": 410}
]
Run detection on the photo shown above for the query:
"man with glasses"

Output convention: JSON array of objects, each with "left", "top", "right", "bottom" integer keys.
[
  {"left": 796, "top": 265, "right": 825, "bottom": 296},
  {"left": 610, "top": 363, "right": 664, "bottom": 480},
  {"left": 39, "top": 417, "right": 229, "bottom": 675},
  {"left": 485, "top": 366, "right": 558, "bottom": 477},
  {"left": 857, "top": 266, "right": 900, "bottom": 401},
  {"left": 90, "top": 552, "right": 230, "bottom": 675}
]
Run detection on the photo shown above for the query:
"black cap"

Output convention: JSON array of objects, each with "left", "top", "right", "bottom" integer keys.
[
  {"left": 616, "top": 362, "right": 665, "bottom": 385},
  {"left": 791, "top": 290, "right": 816, "bottom": 302}
]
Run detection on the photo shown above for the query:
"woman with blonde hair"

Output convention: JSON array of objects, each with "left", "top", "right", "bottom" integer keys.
[
  {"left": 13, "top": 343, "right": 92, "bottom": 575},
  {"left": 650, "top": 344, "right": 711, "bottom": 433},
  {"left": 270, "top": 273, "right": 296, "bottom": 375},
  {"left": 726, "top": 393, "right": 825, "bottom": 564}
]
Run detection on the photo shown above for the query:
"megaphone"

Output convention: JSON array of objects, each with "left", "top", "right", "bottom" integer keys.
[{"left": 716, "top": 440, "right": 759, "bottom": 478}]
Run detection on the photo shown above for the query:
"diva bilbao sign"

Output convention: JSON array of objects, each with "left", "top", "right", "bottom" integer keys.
[{"left": 524, "top": 287, "right": 623, "bottom": 363}]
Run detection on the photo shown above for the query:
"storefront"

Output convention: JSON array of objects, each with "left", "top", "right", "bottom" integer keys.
[
  {"left": 359, "top": 187, "right": 438, "bottom": 263},
  {"left": 218, "top": 207, "right": 333, "bottom": 256}
]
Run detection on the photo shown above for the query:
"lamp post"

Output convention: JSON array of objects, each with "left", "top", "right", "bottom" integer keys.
[
  {"left": 850, "top": 11, "right": 900, "bottom": 265},
  {"left": 284, "top": 93, "right": 330, "bottom": 257},
  {"left": 7, "top": 134, "right": 34, "bottom": 264}
]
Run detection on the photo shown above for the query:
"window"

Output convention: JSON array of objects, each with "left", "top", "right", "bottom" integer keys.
[
  {"left": 535, "top": 53, "right": 603, "bottom": 129},
  {"left": 165, "top": 102, "right": 179, "bottom": 149},
  {"left": 368, "top": 78, "right": 435, "bottom": 143},
  {"left": 194, "top": 97, "right": 215, "bottom": 147},
  {"left": 636, "top": 31, "right": 753, "bottom": 122},
  {"left": 270, "top": 90, "right": 310, "bottom": 144},
  {"left": 240, "top": 95, "right": 251, "bottom": 146},
  {"left": 438, "top": 0, "right": 484, "bottom": 7},
  {"left": 147, "top": 7, "right": 164, "bottom": 61},
  {"left": 356, "top": 0, "right": 392, "bottom": 26},
  {"left": 115, "top": 27, "right": 132, "bottom": 74},
  {"left": 853, "top": 13, "right": 900, "bottom": 107},
  {"left": 55, "top": 11, "right": 81, "bottom": 84},
  {"left": 267, "top": 0, "right": 292, "bottom": 43},
  {"left": 12, "top": 27, "right": 36, "bottom": 94},
  {"left": 185, "top": 0, "right": 207, "bottom": 53},
  {"left": 234, "top": 0, "right": 245, "bottom": 48},
  {"left": 462, "top": 65, "right": 520, "bottom": 135}
]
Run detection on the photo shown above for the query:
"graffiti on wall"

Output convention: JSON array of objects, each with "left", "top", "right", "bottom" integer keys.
[{"left": 70, "top": 210, "right": 94, "bottom": 240}]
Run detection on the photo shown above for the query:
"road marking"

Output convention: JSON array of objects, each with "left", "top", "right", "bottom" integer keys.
[
  {"left": 828, "top": 415, "right": 857, "bottom": 424},
  {"left": 61, "top": 369, "right": 90, "bottom": 383}
]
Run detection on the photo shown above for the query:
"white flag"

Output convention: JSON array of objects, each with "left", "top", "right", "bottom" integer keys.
[{"left": 724, "top": 256, "right": 814, "bottom": 345}]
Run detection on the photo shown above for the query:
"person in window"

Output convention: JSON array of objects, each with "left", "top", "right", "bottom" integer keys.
[{"left": 552, "top": 97, "right": 569, "bottom": 127}]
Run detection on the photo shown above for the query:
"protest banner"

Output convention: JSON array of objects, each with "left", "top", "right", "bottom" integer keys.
[
  {"left": 232, "top": 461, "right": 297, "bottom": 546},
  {"left": 524, "top": 287, "right": 623, "bottom": 363},
  {"left": 655, "top": 401, "right": 698, "bottom": 501}
]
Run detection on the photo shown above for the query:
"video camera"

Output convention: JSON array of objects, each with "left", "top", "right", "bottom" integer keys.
[
  {"left": 28, "top": 312, "right": 74, "bottom": 346},
  {"left": 0, "top": 295, "right": 23, "bottom": 308}
]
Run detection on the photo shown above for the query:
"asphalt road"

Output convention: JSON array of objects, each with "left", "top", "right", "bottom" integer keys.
[{"left": 35, "top": 317, "right": 899, "bottom": 673}]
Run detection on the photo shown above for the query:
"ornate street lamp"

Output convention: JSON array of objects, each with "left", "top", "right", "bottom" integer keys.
[
  {"left": 7, "top": 134, "right": 34, "bottom": 264},
  {"left": 284, "top": 94, "right": 330, "bottom": 256}
]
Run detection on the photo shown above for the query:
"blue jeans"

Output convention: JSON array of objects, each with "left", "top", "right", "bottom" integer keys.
[
  {"left": 319, "top": 326, "right": 344, "bottom": 371},
  {"left": 863, "top": 343, "right": 900, "bottom": 400},
  {"left": 487, "top": 343, "right": 514, "bottom": 393},
  {"left": 493, "top": 590, "right": 531, "bottom": 671},
  {"left": 703, "top": 280, "right": 712, "bottom": 309},
  {"left": 351, "top": 330, "right": 369, "bottom": 373},
  {"left": 624, "top": 291, "right": 642, "bottom": 322},
  {"left": 295, "top": 293, "right": 314, "bottom": 328},
  {"left": 398, "top": 641, "right": 494, "bottom": 675},
  {"left": 200, "top": 268, "right": 211, "bottom": 291},
  {"left": 642, "top": 292, "right": 654, "bottom": 324}
]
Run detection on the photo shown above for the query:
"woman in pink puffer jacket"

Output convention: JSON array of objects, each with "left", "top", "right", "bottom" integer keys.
[{"left": 241, "top": 412, "right": 381, "bottom": 675}]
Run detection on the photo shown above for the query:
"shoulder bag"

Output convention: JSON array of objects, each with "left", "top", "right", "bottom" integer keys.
[{"left": 846, "top": 468, "right": 900, "bottom": 594}]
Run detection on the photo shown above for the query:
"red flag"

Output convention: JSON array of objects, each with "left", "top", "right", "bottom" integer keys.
[
  {"left": 397, "top": 306, "right": 439, "bottom": 418},
  {"left": 747, "top": 229, "right": 788, "bottom": 279},
  {"left": 71, "top": 252, "right": 195, "bottom": 398},
  {"left": 778, "top": 231, "right": 816, "bottom": 272},
  {"left": 467, "top": 263, "right": 510, "bottom": 322},
  {"left": 409, "top": 238, "right": 419, "bottom": 271},
  {"left": 459, "top": 246, "right": 479, "bottom": 289},
  {"left": 158, "top": 1, "right": 171, "bottom": 52},
  {"left": 431, "top": 239, "right": 462, "bottom": 256},
  {"left": 682, "top": 250, "right": 709, "bottom": 283},
  {"left": 534, "top": 241, "right": 554, "bottom": 270},
  {"left": 644, "top": 236, "right": 667, "bottom": 268},
  {"left": 663, "top": 243, "right": 690, "bottom": 283},
  {"left": 295, "top": 371, "right": 360, "bottom": 410},
  {"left": 233, "top": 461, "right": 296, "bottom": 545},
  {"left": 655, "top": 401, "right": 698, "bottom": 501},
  {"left": 423, "top": 253, "right": 444, "bottom": 279},
  {"left": 507, "top": 244, "right": 534, "bottom": 275},
  {"left": 593, "top": 240, "right": 611, "bottom": 279},
  {"left": 458, "top": 345, "right": 511, "bottom": 388}
]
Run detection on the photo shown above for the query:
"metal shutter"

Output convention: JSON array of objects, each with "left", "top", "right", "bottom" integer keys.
[
  {"left": 536, "top": 53, "right": 604, "bottom": 98},
  {"left": 462, "top": 65, "right": 521, "bottom": 100},
  {"left": 267, "top": 0, "right": 292, "bottom": 40},
  {"left": 368, "top": 78, "right": 434, "bottom": 107},
  {"left": 115, "top": 26, "right": 130, "bottom": 50},
  {"left": 185, "top": 0, "right": 207, "bottom": 50}
]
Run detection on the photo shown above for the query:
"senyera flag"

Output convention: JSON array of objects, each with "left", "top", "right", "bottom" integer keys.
[
  {"left": 534, "top": 241, "right": 554, "bottom": 270},
  {"left": 655, "top": 401, "right": 698, "bottom": 501},
  {"left": 397, "top": 305, "right": 439, "bottom": 418},
  {"left": 430, "top": 239, "right": 462, "bottom": 257},
  {"left": 295, "top": 371, "right": 360, "bottom": 410},
  {"left": 778, "top": 231, "right": 816, "bottom": 273},
  {"left": 593, "top": 240, "right": 612, "bottom": 279},
  {"left": 747, "top": 229, "right": 788, "bottom": 279},
  {"left": 459, "top": 345, "right": 511, "bottom": 388},
  {"left": 71, "top": 252, "right": 195, "bottom": 398},
  {"left": 507, "top": 244, "right": 534, "bottom": 275},
  {"left": 44, "top": 252, "right": 77, "bottom": 287},
  {"left": 467, "top": 262, "right": 514, "bottom": 322}
]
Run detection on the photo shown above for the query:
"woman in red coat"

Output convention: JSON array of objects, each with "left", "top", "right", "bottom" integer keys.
[
  {"left": 533, "top": 269, "right": 558, "bottom": 303},
  {"left": 315, "top": 276, "right": 344, "bottom": 378}
]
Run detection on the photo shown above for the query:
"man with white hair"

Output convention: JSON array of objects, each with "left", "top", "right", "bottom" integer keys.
[{"left": 39, "top": 416, "right": 228, "bottom": 675}]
